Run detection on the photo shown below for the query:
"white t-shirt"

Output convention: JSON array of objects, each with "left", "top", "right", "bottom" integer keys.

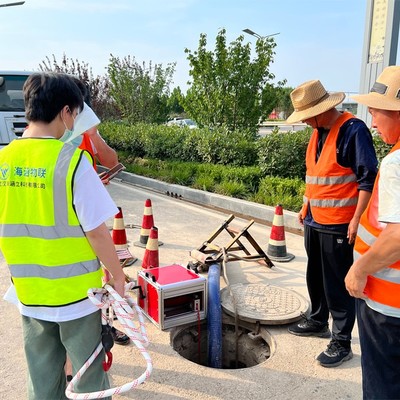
[
  {"left": 378, "top": 148, "right": 400, "bottom": 223},
  {"left": 3, "top": 154, "right": 118, "bottom": 322}
]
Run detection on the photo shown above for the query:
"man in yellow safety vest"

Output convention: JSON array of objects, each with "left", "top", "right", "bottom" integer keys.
[{"left": 0, "top": 72, "right": 125, "bottom": 399}]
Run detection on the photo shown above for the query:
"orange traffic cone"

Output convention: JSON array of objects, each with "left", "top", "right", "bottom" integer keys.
[
  {"left": 142, "top": 226, "right": 159, "bottom": 269},
  {"left": 112, "top": 207, "right": 137, "bottom": 266},
  {"left": 135, "top": 199, "right": 163, "bottom": 247},
  {"left": 266, "top": 205, "right": 295, "bottom": 262}
]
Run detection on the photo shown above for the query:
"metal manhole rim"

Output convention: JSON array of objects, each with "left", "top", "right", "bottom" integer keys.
[{"left": 220, "top": 283, "right": 310, "bottom": 325}]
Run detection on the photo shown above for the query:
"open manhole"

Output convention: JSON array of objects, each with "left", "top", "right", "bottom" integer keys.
[{"left": 170, "top": 321, "right": 272, "bottom": 369}]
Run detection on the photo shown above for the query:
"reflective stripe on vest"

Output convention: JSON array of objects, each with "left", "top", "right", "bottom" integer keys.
[
  {"left": 0, "top": 139, "right": 102, "bottom": 306},
  {"left": 307, "top": 197, "right": 358, "bottom": 208},
  {"left": 301, "top": 112, "right": 358, "bottom": 225},
  {"left": 354, "top": 142, "right": 400, "bottom": 312}
]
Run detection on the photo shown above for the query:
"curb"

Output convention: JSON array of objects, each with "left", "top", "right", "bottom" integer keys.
[{"left": 107, "top": 169, "right": 304, "bottom": 235}]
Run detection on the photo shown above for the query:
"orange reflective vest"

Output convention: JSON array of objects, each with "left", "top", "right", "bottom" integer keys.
[
  {"left": 301, "top": 112, "right": 358, "bottom": 225},
  {"left": 354, "top": 141, "right": 400, "bottom": 310},
  {"left": 79, "top": 133, "right": 96, "bottom": 170}
]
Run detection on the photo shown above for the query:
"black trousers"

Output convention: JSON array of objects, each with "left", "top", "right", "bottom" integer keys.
[
  {"left": 357, "top": 299, "right": 400, "bottom": 400},
  {"left": 304, "top": 224, "right": 355, "bottom": 342}
]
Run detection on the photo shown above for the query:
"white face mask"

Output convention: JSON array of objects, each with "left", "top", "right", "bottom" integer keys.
[{"left": 59, "top": 103, "right": 100, "bottom": 146}]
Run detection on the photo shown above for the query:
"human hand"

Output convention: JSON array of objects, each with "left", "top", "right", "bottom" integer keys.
[
  {"left": 111, "top": 276, "right": 126, "bottom": 299},
  {"left": 345, "top": 264, "right": 368, "bottom": 299},
  {"left": 298, "top": 211, "right": 304, "bottom": 226},
  {"left": 98, "top": 171, "right": 111, "bottom": 185},
  {"left": 347, "top": 217, "right": 359, "bottom": 244}
]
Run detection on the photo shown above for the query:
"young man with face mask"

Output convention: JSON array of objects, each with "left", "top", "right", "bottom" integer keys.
[
  {"left": 285, "top": 80, "right": 378, "bottom": 367},
  {"left": 0, "top": 72, "right": 125, "bottom": 399},
  {"left": 345, "top": 66, "right": 400, "bottom": 399}
]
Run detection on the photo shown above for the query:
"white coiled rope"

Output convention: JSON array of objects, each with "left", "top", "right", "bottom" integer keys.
[{"left": 65, "top": 282, "right": 152, "bottom": 399}]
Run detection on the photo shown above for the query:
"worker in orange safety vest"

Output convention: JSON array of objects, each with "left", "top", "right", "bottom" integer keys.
[{"left": 345, "top": 66, "right": 400, "bottom": 399}]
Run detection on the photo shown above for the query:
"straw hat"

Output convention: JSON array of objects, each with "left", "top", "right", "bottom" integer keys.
[
  {"left": 351, "top": 66, "right": 400, "bottom": 110},
  {"left": 286, "top": 80, "right": 345, "bottom": 124}
]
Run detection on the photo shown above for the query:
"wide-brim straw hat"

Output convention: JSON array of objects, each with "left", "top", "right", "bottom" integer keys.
[
  {"left": 286, "top": 80, "right": 345, "bottom": 124},
  {"left": 351, "top": 66, "right": 400, "bottom": 110}
]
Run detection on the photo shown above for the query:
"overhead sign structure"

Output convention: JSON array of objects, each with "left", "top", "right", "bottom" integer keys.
[{"left": 358, "top": 0, "right": 400, "bottom": 124}]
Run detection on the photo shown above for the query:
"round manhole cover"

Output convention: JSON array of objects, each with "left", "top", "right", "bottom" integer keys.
[{"left": 221, "top": 283, "right": 309, "bottom": 325}]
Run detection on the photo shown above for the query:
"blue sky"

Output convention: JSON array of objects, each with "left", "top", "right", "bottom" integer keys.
[{"left": 1, "top": 0, "right": 397, "bottom": 95}]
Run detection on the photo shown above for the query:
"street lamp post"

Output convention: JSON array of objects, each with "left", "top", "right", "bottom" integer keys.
[
  {"left": 0, "top": 1, "right": 25, "bottom": 7},
  {"left": 243, "top": 28, "right": 280, "bottom": 39}
]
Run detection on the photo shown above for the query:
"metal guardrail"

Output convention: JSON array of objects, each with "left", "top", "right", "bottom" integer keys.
[{"left": 259, "top": 121, "right": 307, "bottom": 131}]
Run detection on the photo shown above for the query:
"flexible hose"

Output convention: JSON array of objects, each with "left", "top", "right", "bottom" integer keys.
[
  {"left": 221, "top": 248, "right": 242, "bottom": 368},
  {"left": 65, "top": 282, "right": 152, "bottom": 399},
  {"left": 207, "top": 263, "right": 222, "bottom": 368}
]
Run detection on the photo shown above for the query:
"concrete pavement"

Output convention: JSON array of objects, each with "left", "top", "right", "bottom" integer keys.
[{"left": 0, "top": 178, "right": 362, "bottom": 400}]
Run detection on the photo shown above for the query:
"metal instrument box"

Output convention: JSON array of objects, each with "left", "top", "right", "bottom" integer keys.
[{"left": 137, "top": 264, "right": 207, "bottom": 330}]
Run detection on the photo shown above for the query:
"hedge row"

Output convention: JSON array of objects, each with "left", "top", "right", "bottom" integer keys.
[
  {"left": 100, "top": 122, "right": 258, "bottom": 167},
  {"left": 100, "top": 122, "right": 315, "bottom": 179},
  {"left": 100, "top": 122, "right": 392, "bottom": 212},
  {"left": 117, "top": 154, "right": 306, "bottom": 212}
]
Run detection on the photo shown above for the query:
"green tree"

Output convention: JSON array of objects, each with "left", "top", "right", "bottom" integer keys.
[
  {"left": 39, "top": 54, "right": 119, "bottom": 121},
  {"left": 167, "top": 86, "right": 185, "bottom": 117},
  {"left": 274, "top": 86, "right": 294, "bottom": 120},
  {"left": 183, "top": 28, "right": 285, "bottom": 132},
  {"left": 107, "top": 54, "right": 175, "bottom": 124}
]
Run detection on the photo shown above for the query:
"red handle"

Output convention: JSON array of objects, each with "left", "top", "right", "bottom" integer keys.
[{"left": 102, "top": 351, "right": 113, "bottom": 372}]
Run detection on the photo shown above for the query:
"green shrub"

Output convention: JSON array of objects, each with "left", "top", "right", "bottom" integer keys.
[
  {"left": 100, "top": 122, "right": 257, "bottom": 166},
  {"left": 372, "top": 132, "right": 392, "bottom": 164},
  {"left": 214, "top": 181, "right": 249, "bottom": 199},
  {"left": 257, "top": 128, "right": 312, "bottom": 179},
  {"left": 220, "top": 166, "right": 263, "bottom": 192},
  {"left": 195, "top": 163, "right": 225, "bottom": 184},
  {"left": 253, "top": 176, "right": 305, "bottom": 212},
  {"left": 192, "top": 175, "right": 215, "bottom": 191},
  {"left": 196, "top": 126, "right": 257, "bottom": 166}
]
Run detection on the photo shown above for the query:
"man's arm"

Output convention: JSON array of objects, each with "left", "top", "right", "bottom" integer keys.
[
  {"left": 347, "top": 189, "right": 372, "bottom": 244},
  {"left": 86, "top": 127, "right": 118, "bottom": 169},
  {"left": 85, "top": 222, "right": 126, "bottom": 298},
  {"left": 339, "top": 120, "right": 377, "bottom": 243}
]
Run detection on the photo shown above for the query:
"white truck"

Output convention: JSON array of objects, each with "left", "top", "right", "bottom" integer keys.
[{"left": 0, "top": 71, "right": 32, "bottom": 147}]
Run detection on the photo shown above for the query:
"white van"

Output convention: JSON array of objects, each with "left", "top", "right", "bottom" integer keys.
[{"left": 0, "top": 71, "right": 32, "bottom": 147}]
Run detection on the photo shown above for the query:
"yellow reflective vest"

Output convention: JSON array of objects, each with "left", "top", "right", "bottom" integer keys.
[{"left": 0, "top": 138, "right": 102, "bottom": 306}]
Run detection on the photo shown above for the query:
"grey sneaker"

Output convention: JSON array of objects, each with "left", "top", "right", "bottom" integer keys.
[
  {"left": 316, "top": 339, "right": 353, "bottom": 368},
  {"left": 288, "top": 316, "right": 331, "bottom": 338}
]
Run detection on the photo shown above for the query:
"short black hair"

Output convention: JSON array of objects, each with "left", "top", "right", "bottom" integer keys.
[
  {"left": 24, "top": 72, "right": 84, "bottom": 123},
  {"left": 71, "top": 76, "right": 92, "bottom": 107}
]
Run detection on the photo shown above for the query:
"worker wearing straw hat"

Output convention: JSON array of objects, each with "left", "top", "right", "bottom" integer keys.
[
  {"left": 286, "top": 80, "right": 378, "bottom": 367},
  {"left": 345, "top": 66, "right": 400, "bottom": 399}
]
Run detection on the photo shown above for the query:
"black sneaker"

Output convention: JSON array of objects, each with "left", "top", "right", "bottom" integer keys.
[
  {"left": 316, "top": 339, "right": 353, "bottom": 367},
  {"left": 288, "top": 315, "right": 331, "bottom": 338},
  {"left": 111, "top": 326, "right": 130, "bottom": 346}
]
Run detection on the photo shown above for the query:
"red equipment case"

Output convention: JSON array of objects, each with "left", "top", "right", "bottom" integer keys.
[{"left": 137, "top": 264, "right": 207, "bottom": 330}]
